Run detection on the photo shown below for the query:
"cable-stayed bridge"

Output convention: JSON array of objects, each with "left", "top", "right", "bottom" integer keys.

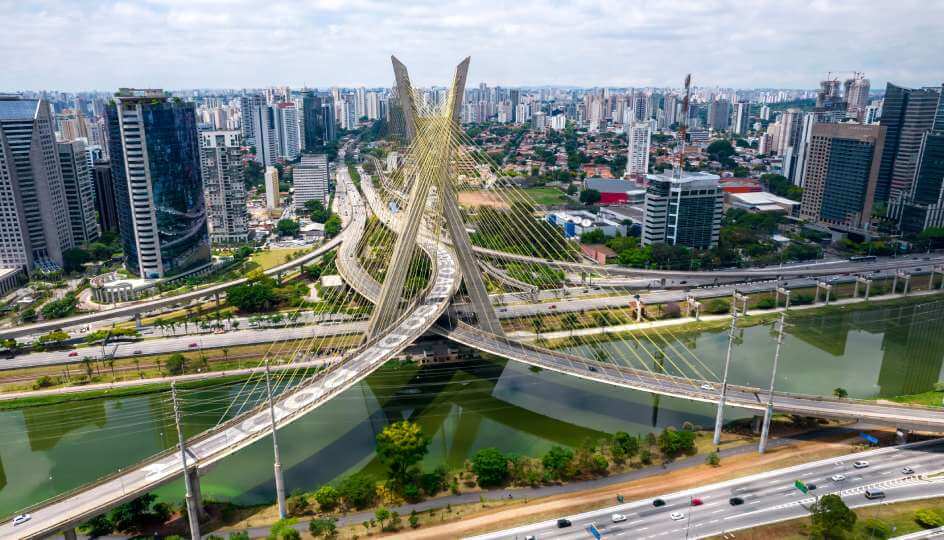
[{"left": 6, "top": 57, "right": 944, "bottom": 539}]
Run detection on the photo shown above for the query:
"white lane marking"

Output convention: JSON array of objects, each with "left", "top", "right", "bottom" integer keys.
[{"left": 712, "top": 509, "right": 725, "bottom": 514}]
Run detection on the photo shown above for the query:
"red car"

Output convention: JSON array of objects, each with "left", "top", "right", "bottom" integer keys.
[
  {"left": 189, "top": 342, "right": 198, "bottom": 348},
  {"left": 548, "top": 304, "right": 557, "bottom": 309},
  {"left": 691, "top": 498, "right": 704, "bottom": 506},
  {"left": 68, "top": 351, "right": 78, "bottom": 357}
]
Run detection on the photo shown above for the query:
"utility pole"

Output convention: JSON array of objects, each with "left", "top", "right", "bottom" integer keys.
[
  {"left": 171, "top": 382, "right": 201, "bottom": 539},
  {"left": 713, "top": 313, "right": 739, "bottom": 446},
  {"left": 265, "top": 361, "right": 288, "bottom": 518},
  {"left": 758, "top": 314, "right": 786, "bottom": 454}
]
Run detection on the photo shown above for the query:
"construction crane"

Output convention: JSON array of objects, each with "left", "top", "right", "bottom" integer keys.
[{"left": 675, "top": 73, "right": 692, "bottom": 180}]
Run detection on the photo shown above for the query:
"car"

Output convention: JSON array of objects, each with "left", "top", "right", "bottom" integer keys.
[
  {"left": 729, "top": 497, "right": 744, "bottom": 506},
  {"left": 865, "top": 489, "right": 886, "bottom": 500},
  {"left": 556, "top": 518, "right": 572, "bottom": 528},
  {"left": 68, "top": 351, "right": 78, "bottom": 357},
  {"left": 612, "top": 513, "right": 627, "bottom": 523},
  {"left": 588, "top": 365, "right": 599, "bottom": 372},
  {"left": 700, "top": 383, "right": 714, "bottom": 391},
  {"left": 12, "top": 514, "right": 31, "bottom": 526},
  {"left": 853, "top": 460, "right": 870, "bottom": 469},
  {"left": 525, "top": 536, "right": 535, "bottom": 540},
  {"left": 831, "top": 474, "right": 846, "bottom": 481},
  {"left": 189, "top": 342, "right": 198, "bottom": 348},
  {"left": 133, "top": 349, "right": 142, "bottom": 355},
  {"left": 653, "top": 498, "right": 666, "bottom": 507},
  {"left": 691, "top": 498, "right": 704, "bottom": 506},
  {"left": 806, "top": 483, "right": 818, "bottom": 491},
  {"left": 670, "top": 512, "right": 685, "bottom": 521},
  {"left": 902, "top": 467, "right": 915, "bottom": 475},
  {"left": 548, "top": 304, "right": 557, "bottom": 310}
]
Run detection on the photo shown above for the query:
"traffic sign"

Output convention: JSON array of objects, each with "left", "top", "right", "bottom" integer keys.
[
  {"left": 587, "top": 524, "right": 602, "bottom": 540},
  {"left": 860, "top": 432, "right": 879, "bottom": 445},
  {"left": 794, "top": 480, "right": 809, "bottom": 494}
]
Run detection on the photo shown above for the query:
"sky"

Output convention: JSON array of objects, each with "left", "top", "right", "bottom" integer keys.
[{"left": 3, "top": 0, "right": 944, "bottom": 92}]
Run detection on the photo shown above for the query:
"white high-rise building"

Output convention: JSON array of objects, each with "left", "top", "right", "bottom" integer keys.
[
  {"left": 366, "top": 91, "right": 381, "bottom": 121},
  {"left": 265, "top": 166, "right": 280, "bottom": 210},
  {"left": 550, "top": 114, "right": 567, "bottom": 131},
  {"left": 531, "top": 111, "right": 547, "bottom": 131},
  {"left": 355, "top": 87, "right": 367, "bottom": 120},
  {"left": 733, "top": 102, "right": 751, "bottom": 135},
  {"left": 272, "top": 102, "right": 300, "bottom": 161},
  {"left": 294, "top": 154, "right": 329, "bottom": 208},
  {"left": 625, "top": 122, "right": 651, "bottom": 179},
  {"left": 200, "top": 130, "right": 248, "bottom": 243}
]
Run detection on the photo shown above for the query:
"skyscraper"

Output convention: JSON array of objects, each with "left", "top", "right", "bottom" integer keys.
[
  {"left": 799, "top": 123, "right": 885, "bottom": 230},
  {"left": 106, "top": 89, "right": 210, "bottom": 278},
  {"left": 0, "top": 95, "right": 73, "bottom": 271},
  {"left": 265, "top": 166, "right": 280, "bottom": 210},
  {"left": 707, "top": 99, "right": 731, "bottom": 131},
  {"left": 643, "top": 171, "right": 723, "bottom": 249},
  {"left": 876, "top": 83, "right": 943, "bottom": 203},
  {"left": 625, "top": 122, "right": 651, "bottom": 179},
  {"left": 732, "top": 102, "right": 751, "bottom": 135},
  {"left": 239, "top": 94, "right": 264, "bottom": 146},
  {"left": 272, "top": 102, "right": 300, "bottom": 161},
  {"left": 302, "top": 92, "right": 324, "bottom": 151},
  {"left": 322, "top": 100, "right": 337, "bottom": 143},
  {"left": 57, "top": 139, "right": 100, "bottom": 246},
  {"left": 293, "top": 154, "right": 329, "bottom": 208},
  {"left": 200, "top": 130, "right": 248, "bottom": 243}
]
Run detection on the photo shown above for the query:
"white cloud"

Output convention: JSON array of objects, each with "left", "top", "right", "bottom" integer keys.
[{"left": 1, "top": 0, "right": 942, "bottom": 90}]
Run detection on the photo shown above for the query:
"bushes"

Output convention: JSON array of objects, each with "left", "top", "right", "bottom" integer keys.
[
  {"left": 658, "top": 427, "right": 696, "bottom": 458},
  {"left": 754, "top": 297, "right": 776, "bottom": 309},
  {"left": 915, "top": 508, "right": 944, "bottom": 528},
  {"left": 471, "top": 447, "right": 510, "bottom": 487},
  {"left": 308, "top": 517, "right": 337, "bottom": 538},
  {"left": 165, "top": 353, "right": 187, "bottom": 375},
  {"left": 314, "top": 485, "right": 339, "bottom": 511},
  {"left": 542, "top": 446, "right": 574, "bottom": 480},
  {"left": 704, "top": 298, "right": 731, "bottom": 314},
  {"left": 705, "top": 451, "right": 721, "bottom": 467},
  {"left": 861, "top": 518, "right": 892, "bottom": 539},
  {"left": 337, "top": 473, "right": 377, "bottom": 510},
  {"left": 286, "top": 492, "right": 309, "bottom": 516}
]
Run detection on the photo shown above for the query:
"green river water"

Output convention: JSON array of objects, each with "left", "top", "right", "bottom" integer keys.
[{"left": 1, "top": 298, "right": 942, "bottom": 516}]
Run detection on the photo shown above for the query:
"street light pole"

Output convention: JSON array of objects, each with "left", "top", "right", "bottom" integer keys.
[
  {"left": 265, "top": 361, "right": 288, "bottom": 518},
  {"left": 758, "top": 313, "right": 786, "bottom": 454},
  {"left": 171, "top": 382, "right": 201, "bottom": 540},
  {"left": 713, "top": 313, "right": 739, "bottom": 446}
]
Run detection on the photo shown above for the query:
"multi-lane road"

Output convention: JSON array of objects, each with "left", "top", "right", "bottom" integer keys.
[{"left": 471, "top": 439, "right": 944, "bottom": 540}]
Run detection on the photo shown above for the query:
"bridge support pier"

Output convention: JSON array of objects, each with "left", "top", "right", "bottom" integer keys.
[
  {"left": 63, "top": 527, "right": 77, "bottom": 540},
  {"left": 758, "top": 314, "right": 785, "bottom": 454},
  {"left": 134, "top": 313, "right": 142, "bottom": 330},
  {"left": 188, "top": 468, "right": 207, "bottom": 521},
  {"left": 713, "top": 313, "right": 739, "bottom": 446},
  {"left": 265, "top": 362, "right": 288, "bottom": 519},
  {"left": 172, "top": 383, "right": 203, "bottom": 539}
]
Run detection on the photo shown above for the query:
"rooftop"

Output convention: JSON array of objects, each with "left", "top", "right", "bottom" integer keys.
[
  {"left": 729, "top": 191, "right": 800, "bottom": 206},
  {"left": 0, "top": 97, "right": 40, "bottom": 121}
]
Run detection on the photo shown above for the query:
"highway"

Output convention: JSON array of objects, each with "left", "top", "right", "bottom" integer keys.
[{"left": 469, "top": 439, "right": 944, "bottom": 540}]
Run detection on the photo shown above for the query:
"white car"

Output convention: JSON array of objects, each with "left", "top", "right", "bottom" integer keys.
[
  {"left": 902, "top": 466, "right": 915, "bottom": 475},
  {"left": 831, "top": 474, "right": 846, "bottom": 481},
  {"left": 612, "top": 513, "right": 627, "bottom": 523},
  {"left": 12, "top": 514, "right": 31, "bottom": 526},
  {"left": 700, "top": 383, "right": 714, "bottom": 391},
  {"left": 670, "top": 512, "right": 685, "bottom": 521},
  {"left": 853, "top": 460, "right": 870, "bottom": 469}
]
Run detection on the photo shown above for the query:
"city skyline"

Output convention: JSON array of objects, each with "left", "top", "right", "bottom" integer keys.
[{"left": 3, "top": 0, "right": 944, "bottom": 91}]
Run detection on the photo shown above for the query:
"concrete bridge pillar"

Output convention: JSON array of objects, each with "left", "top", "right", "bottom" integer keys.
[
  {"left": 188, "top": 467, "right": 208, "bottom": 521},
  {"left": 751, "top": 415, "right": 763, "bottom": 434},
  {"left": 134, "top": 313, "right": 142, "bottom": 330},
  {"left": 892, "top": 272, "right": 899, "bottom": 295},
  {"left": 63, "top": 528, "right": 77, "bottom": 540},
  {"left": 903, "top": 274, "right": 911, "bottom": 295},
  {"left": 734, "top": 293, "right": 748, "bottom": 315}
]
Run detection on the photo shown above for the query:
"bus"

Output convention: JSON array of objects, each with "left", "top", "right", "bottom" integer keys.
[{"left": 849, "top": 255, "right": 877, "bottom": 263}]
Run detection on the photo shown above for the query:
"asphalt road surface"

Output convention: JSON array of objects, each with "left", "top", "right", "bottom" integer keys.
[{"left": 470, "top": 440, "right": 944, "bottom": 540}]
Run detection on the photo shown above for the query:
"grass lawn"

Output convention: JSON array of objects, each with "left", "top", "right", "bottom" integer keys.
[
  {"left": 520, "top": 187, "right": 569, "bottom": 206},
  {"left": 250, "top": 247, "right": 312, "bottom": 271},
  {"left": 888, "top": 389, "right": 944, "bottom": 408}
]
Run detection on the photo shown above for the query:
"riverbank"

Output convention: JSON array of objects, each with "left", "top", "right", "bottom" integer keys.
[{"left": 209, "top": 425, "right": 885, "bottom": 539}]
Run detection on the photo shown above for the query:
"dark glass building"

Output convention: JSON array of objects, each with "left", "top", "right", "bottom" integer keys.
[{"left": 105, "top": 89, "right": 210, "bottom": 279}]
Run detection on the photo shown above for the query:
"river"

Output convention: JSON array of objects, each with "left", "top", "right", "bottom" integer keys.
[{"left": 1, "top": 298, "right": 941, "bottom": 516}]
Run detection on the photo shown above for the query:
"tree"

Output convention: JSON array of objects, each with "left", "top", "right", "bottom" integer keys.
[
  {"left": 658, "top": 427, "right": 696, "bottom": 458},
  {"left": 276, "top": 219, "right": 300, "bottom": 238},
  {"left": 62, "top": 247, "right": 91, "bottom": 273},
  {"left": 833, "top": 387, "right": 849, "bottom": 399},
  {"left": 470, "top": 447, "right": 509, "bottom": 487},
  {"left": 314, "top": 485, "right": 340, "bottom": 511},
  {"left": 308, "top": 517, "right": 337, "bottom": 538},
  {"left": 579, "top": 189, "right": 601, "bottom": 205},
  {"left": 375, "top": 420, "right": 430, "bottom": 483},
  {"left": 41, "top": 293, "right": 78, "bottom": 319},
  {"left": 374, "top": 507, "right": 391, "bottom": 529},
  {"left": 228, "top": 277, "right": 278, "bottom": 312},
  {"left": 166, "top": 353, "right": 186, "bottom": 375},
  {"left": 809, "top": 494, "right": 857, "bottom": 539},
  {"left": 337, "top": 473, "right": 377, "bottom": 509},
  {"left": 542, "top": 446, "right": 574, "bottom": 480},
  {"left": 612, "top": 432, "right": 639, "bottom": 460},
  {"left": 36, "top": 329, "right": 70, "bottom": 348},
  {"left": 915, "top": 508, "right": 944, "bottom": 528},
  {"left": 409, "top": 509, "right": 420, "bottom": 529},
  {"left": 304, "top": 199, "right": 331, "bottom": 222},
  {"left": 79, "top": 514, "right": 114, "bottom": 537},
  {"left": 89, "top": 242, "right": 115, "bottom": 261},
  {"left": 324, "top": 214, "right": 342, "bottom": 237},
  {"left": 109, "top": 493, "right": 158, "bottom": 531}
]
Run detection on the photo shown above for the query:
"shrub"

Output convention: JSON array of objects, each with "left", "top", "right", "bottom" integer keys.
[
  {"left": 792, "top": 293, "right": 814, "bottom": 305},
  {"left": 286, "top": 492, "right": 309, "bottom": 516},
  {"left": 640, "top": 449, "right": 653, "bottom": 465},
  {"left": 861, "top": 518, "right": 892, "bottom": 539},
  {"left": 658, "top": 427, "right": 696, "bottom": 458},
  {"left": 165, "top": 353, "right": 186, "bottom": 375},
  {"left": 662, "top": 302, "right": 682, "bottom": 319},
  {"left": 314, "top": 485, "right": 339, "bottom": 511},
  {"left": 268, "top": 518, "right": 300, "bottom": 540},
  {"left": 755, "top": 297, "right": 776, "bottom": 309},
  {"left": 308, "top": 517, "right": 337, "bottom": 538},
  {"left": 337, "top": 473, "right": 377, "bottom": 509},
  {"left": 543, "top": 446, "right": 574, "bottom": 480},
  {"left": 471, "top": 447, "right": 509, "bottom": 487},
  {"left": 419, "top": 465, "right": 448, "bottom": 496},
  {"left": 705, "top": 452, "right": 721, "bottom": 467},
  {"left": 915, "top": 508, "right": 944, "bottom": 528},
  {"left": 409, "top": 509, "right": 420, "bottom": 529},
  {"left": 704, "top": 299, "right": 731, "bottom": 314}
]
